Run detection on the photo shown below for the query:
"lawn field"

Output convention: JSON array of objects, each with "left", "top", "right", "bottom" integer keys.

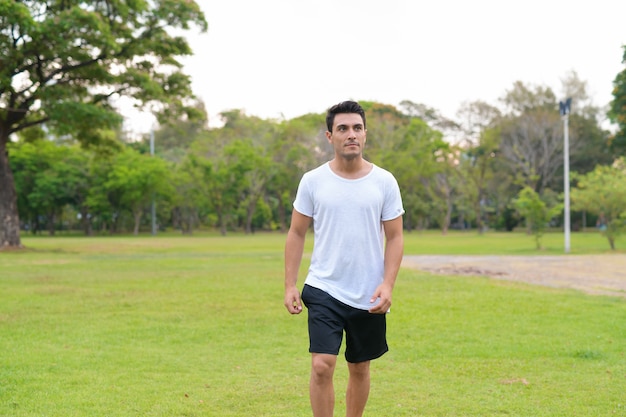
[{"left": 0, "top": 231, "right": 625, "bottom": 416}]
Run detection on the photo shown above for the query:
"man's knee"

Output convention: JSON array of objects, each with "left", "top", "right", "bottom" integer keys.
[{"left": 311, "top": 354, "right": 337, "bottom": 380}]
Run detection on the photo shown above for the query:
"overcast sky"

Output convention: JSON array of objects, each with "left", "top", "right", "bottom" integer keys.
[{"left": 126, "top": 0, "right": 626, "bottom": 132}]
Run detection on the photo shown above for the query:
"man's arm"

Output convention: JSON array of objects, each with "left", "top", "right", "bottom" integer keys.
[
  {"left": 369, "top": 215, "right": 404, "bottom": 314},
  {"left": 284, "top": 210, "right": 312, "bottom": 314}
]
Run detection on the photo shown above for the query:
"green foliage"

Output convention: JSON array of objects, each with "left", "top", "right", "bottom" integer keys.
[
  {"left": 0, "top": 0, "right": 207, "bottom": 141},
  {"left": 0, "top": 0, "right": 207, "bottom": 246},
  {"left": 571, "top": 158, "right": 626, "bottom": 249},
  {"left": 269, "top": 117, "right": 322, "bottom": 231},
  {"left": 514, "top": 187, "right": 563, "bottom": 249},
  {"left": 169, "top": 153, "right": 212, "bottom": 233},
  {"left": 608, "top": 45, "right": 626, "bottom": 156},
  {"left": 4, "top": 83, "right": 622, "bottom": 239},
  {"left": 104, "top": 148, "right": 173, "bottom": 235},
  {"left": 9, "top": 141, "right": 91, "bottom": 234},
  {"left": 458, "top": 125, "right": 502, "bottom": 232},
  {"left": 370, "top": 116, "right": 448, "bottom": 230},
  {"left": 568, "top": 113, "right": 614, "bottom": 174}
]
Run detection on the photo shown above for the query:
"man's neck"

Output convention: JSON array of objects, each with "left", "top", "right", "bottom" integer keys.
[{"left": 329, "top": 157, "right": 372, "bottom": 179}]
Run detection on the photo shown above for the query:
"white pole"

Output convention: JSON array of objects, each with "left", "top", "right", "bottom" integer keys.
[
  {"left": 563, "top": 113, "right": 570, "bottom": 253},
  {"left": 150, "top": 128, "right": 157, "bottom": 236}
]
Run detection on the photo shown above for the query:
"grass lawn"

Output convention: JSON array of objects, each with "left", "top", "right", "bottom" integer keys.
[{"left": 0, "top": 231, "right": 624, "bottom": 416}]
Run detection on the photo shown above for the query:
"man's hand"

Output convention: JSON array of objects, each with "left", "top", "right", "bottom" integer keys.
[
  {"left": 369, "top": 284, "right": 392, "bottom": 314},
  {"left": 284, "top": 286, "right": 303, "bottom": 314}
]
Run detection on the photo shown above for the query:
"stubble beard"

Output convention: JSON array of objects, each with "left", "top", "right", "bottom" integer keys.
[
  {"left": 341, "top": 153, "right": 360, "bottom": 161},
  {"left": 339, "top": 147, "right": 362, "bottom": 161}
]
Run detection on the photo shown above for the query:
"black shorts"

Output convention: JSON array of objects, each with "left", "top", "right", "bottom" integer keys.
[{"left": 301, "top": 284, "right": 388, "bottom": 363}]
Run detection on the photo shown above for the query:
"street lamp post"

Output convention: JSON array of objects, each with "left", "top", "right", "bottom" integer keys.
[{"left": 559, "top": 98, "right": 572, "bottom": 253}]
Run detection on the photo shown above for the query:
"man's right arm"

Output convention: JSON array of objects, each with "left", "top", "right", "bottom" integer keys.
[{"left": 284, "top": 210, "right": 312, "bottom": 314}]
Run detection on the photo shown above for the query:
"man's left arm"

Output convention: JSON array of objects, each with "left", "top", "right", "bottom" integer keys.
[{"left": 369, "top": 216, "right": 404, "bottom": 314}]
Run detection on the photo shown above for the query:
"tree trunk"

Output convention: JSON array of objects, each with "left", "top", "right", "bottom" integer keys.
[
  {"left": 133, "top": 210, "right": 141, "bottom": 235},
  {"left": 180, "top": 207, "right": 195, "bottom": 235},
  {"left": 277, "top": 192, "right": 286, "bottom": 233},
  {"left": 218, "top": 211, "right": 227, "bottom": 236},
  {"left": 245, "top": 199, "right": 257, "bottom": 234},
  {"left": 474, "top": 196, "right": 484, "bottom": 235},
  {"left": 441, "top": 192, "right": 453, "bottom": 235},
  {"left": 0, "top": 136, "right": 23, "bottom": 249},
  {"left": 81, "top": 207, "right": 93, "bottom": 236},
  {"left": 47, "top": 212, "right": 56, "bottom": 236},
  {"left": 404, "top": 210, "right": 412, "bottom": 231}
]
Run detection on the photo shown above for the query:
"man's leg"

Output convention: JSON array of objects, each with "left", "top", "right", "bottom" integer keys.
[
  {"left": 346, "top": 360, "right": 370, "bottom": 417},
  {"left": 310, "top": 353, "right": 337, "bottom": 417}
]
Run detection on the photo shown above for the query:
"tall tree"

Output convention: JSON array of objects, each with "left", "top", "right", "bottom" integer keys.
[
  {"left": 455, "top": 101, "right": 502, "bottom": 233},
  {"left": 513, "top": 186, "right": 563, "bottom": 250},
  {"left": 0, "top": 0, "right": 207, "bottom": 248},
  {"left": 105, "top": 148, "right": 172, "bottom": 235},
  {"left": 375, "top": 114, "right": 446, "bottom": 231},
  {"left": 558, "top": 71, "right": 613, "bottom": 185},
  {"left": 498, "top": 82, "right": 565, "bottom": 193},
  {"left": 269, "top": 115, "right": 321, "bottom": 232},
  {"left": 170, "top": 153, "right": 210, "bottom": 234},
  {"left": 571, "top": 158, "right": 626, "bottom": 250},
  {"left": 608, "top": 46, "right": 626, "bottom": 156}
]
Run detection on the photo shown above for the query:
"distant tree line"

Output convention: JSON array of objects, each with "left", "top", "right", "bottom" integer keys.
[
  {"left": 3, "top": 2, "right": 626, "bottom": 250},
  {"left": 9, "top": 71, "right": 626, "bottom": 249}
]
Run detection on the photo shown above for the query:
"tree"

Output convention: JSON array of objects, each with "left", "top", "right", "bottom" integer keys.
[
  {"left": 399, "top": 100, "right": 460, "bottom": 142},
  {"left": 514, "top": 186, "right": 563, "bottom": 250},
  {"left": 608, "top": 46, "right": 626, "bottom": 156},
  {"left": 268, "top": 116, "right": 321, "bottom": 232},
  {"left": 374, "top": 113, "right": 447, "bottom": 231},
  {"left": 14, "top": 142, "right": 88, "bottom": 234},
  {"left": 151, "top": 100, "right": 208, "bottom": 162},
  {"left": 498, "top": 82, "right": 564, "bottom": 194},
  {"left": 571, "top": 159, "right": 626, "bottom": 250},
  {"left": 455, "top": 101, "right": 502, "bottom": 233},
  {"left": 558, "top": 71, "right": 613, "bottom": 188},
  {"left": 86, "top": 154, "right": 121, "bottom": 233},
  {"left": 105, "top": 149, "right": 172, "bottom": 235},
  {"left": 0, "top": 1, "right": 207, "bottom": 248},
  {"left": 170, "top": 153, "right": 210, "bottom": 234}
]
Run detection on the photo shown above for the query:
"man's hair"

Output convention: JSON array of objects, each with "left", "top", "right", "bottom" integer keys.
[{"left": 326, "top": 101, "right": 366, "bottom": 132}]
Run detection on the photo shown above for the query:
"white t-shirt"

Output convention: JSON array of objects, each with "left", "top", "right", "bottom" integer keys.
[{"left": 293, "top": 162, "right": 404, "bottom": 310}]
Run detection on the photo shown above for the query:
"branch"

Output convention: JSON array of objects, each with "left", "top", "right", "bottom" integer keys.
[{"left": 9, "top": 116, "right": 50, "bottom": 135}]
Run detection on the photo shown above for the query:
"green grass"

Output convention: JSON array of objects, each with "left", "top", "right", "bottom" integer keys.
[
  {"left": 402, "top": 228, "right": 621, "bottom": 255},
  {"left": 0, "top": 232, "right": 624, "bottom": 416}
]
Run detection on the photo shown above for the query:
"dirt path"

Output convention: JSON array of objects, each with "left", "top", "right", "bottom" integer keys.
[{"left": 402, "top": 255, "right": 626, "bottom": 298}]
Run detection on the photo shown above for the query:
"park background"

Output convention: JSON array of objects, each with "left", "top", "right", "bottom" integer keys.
[
  {"left": 1, "top": 2, "right": 626, "bottom": 249},
  {"left": 1, "top": 2, "right": 625, "bottom": 416}
]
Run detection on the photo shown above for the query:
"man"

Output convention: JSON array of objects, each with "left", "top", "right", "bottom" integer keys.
[{"left": 284, "top": 100, "right": 404, "bottom": 417}]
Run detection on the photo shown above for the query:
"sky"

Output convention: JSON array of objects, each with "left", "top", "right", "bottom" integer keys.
[{"left": 127, "top": 0, "right": 626, "bottom": 132}]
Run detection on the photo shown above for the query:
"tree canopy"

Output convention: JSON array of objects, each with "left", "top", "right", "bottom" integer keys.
[
  {"left": 609, "top": 45, "right": 626, "bottom": 156},
  {"left": 0, "top": 0, "right": 207, "bottom": 248},
  {"left": 571, "top": 158, "right": 626, "bottom": 250}
]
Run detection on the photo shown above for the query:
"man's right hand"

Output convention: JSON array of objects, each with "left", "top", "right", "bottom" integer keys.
[{"left": 284, "top": 287, "right": 303, "bottom": 314}]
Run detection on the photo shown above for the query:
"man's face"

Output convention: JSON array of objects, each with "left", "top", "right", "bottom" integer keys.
[{"left": 326, "top": 113, "right": 367, "bottom": 161}]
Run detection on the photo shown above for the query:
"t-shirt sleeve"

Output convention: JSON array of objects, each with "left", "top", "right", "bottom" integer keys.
[
  {"left": 382, "top": 175, "right": 405, "bottom": 221},
  {"left": 293, "top": 174, "right": 314, "bottom": 217}
]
